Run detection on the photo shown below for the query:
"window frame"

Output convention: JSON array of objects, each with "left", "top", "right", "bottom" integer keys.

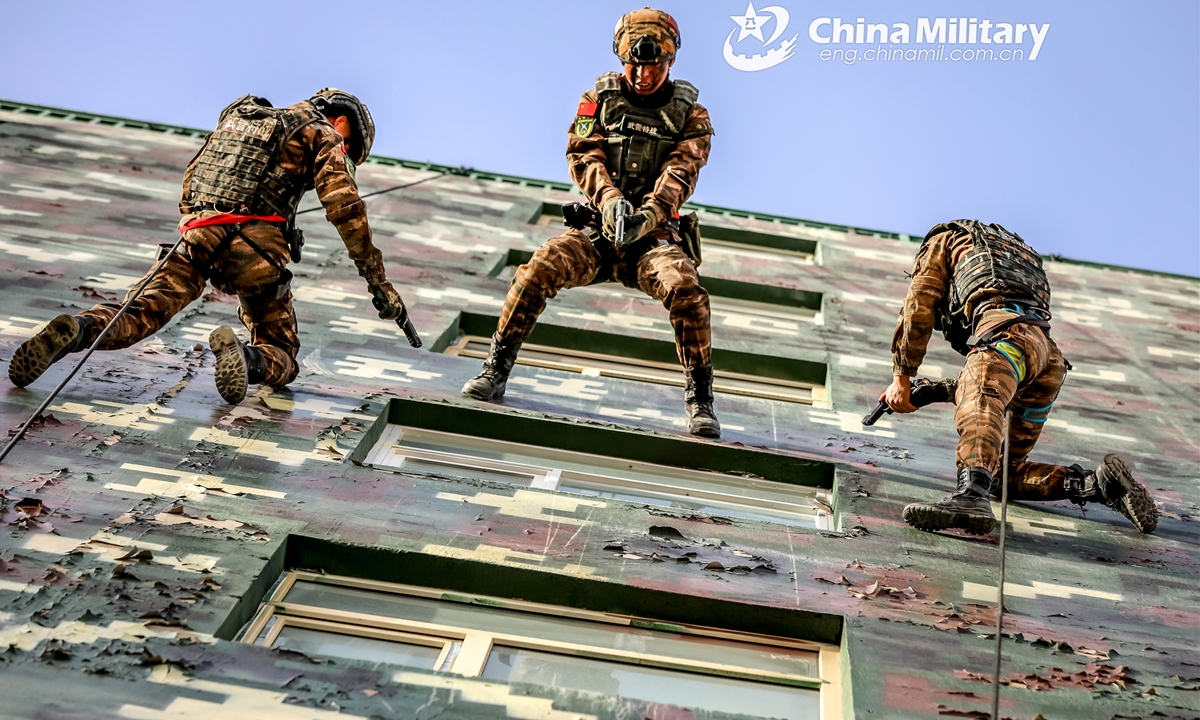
[
  {"left": 363, "top": 423, "right": 835, "bottom": 529},
  {"left": 444, "top": 334, "right": 825, "bottom": 405},
  {"left": 240, "top": 571, "right": 844, "bottom": 717}
]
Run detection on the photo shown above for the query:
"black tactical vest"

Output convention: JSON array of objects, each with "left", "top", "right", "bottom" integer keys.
[
  {"left": 181, "top": 95, "right": 323, "bottom": 218},
  {"left": 595, "top": 73, "right": 698, "bottom": 205},
  {"left": 937, "top": 219, "right": 1052, "bottom": 350}
]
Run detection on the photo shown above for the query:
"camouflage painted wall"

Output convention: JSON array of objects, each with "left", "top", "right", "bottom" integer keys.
[{"left": 0, "top": 101, "right": 1196, "bottom": 719}]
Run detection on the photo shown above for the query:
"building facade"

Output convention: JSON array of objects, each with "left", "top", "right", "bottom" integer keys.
[{"left": 0, "top": 100, "right": 1196, "bottom": 719}]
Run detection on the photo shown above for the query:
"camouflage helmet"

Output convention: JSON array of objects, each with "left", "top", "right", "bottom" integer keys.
[
  {"left": 309, "top": 88, "right": 375, "bottom": 164},
  {"left": 613, "top": 7, "right": 680, "bottom": 65}
]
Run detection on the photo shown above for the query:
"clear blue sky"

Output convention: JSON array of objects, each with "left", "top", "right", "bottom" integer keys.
[{"left": 1, "top": 1, "right": 1196, "bottom": 275}]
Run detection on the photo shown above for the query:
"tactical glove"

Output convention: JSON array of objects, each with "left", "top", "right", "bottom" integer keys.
[
  {"left": 368, "top": 280, "right": 408, "bottom": 321},
  {"left": 600, "top": 196, "right": 628, "bottom": 240},
  {"left": 617, "top": 204, "right": 662, "bottom": 247}
]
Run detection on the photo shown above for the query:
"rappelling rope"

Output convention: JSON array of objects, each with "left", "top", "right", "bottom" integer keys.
[
  {"left": 294, "top": 165, "right": 465, "bottom": 216},
  {"left": 990, "top": 410, "right": 1013, "bottom": 719},
  {"left": 0, "top": 235, "right": 187, "bottom": 465}
]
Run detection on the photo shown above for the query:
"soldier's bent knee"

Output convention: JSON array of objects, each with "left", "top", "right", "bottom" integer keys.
[
  {"left": 513, "top": 260, "right": 563, "bottom": 297},
  {"left": 667, "top": 283, "right": 709, "bottom": 315}
]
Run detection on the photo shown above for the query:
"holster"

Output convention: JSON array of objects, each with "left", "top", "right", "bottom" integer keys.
[
  {"left": 561, "top": 202, "right": 598, "bottom": 231},
  {"left": 285, "top": 219, "right": 305, "bottom": 263},
  {"left": 677, "top": 212, "right": 701, "bottom": 266}
]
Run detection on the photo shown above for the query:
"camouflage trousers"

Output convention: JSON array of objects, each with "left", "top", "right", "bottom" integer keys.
[
  {"left": 496, "top": 230, "right": 711, "bottom": 368},
  {"left": 954, "top": 322, "right": 1071, "bottom": 500},
  {"left": 80, "top": 220, "right": 300, "bottom": 387}
]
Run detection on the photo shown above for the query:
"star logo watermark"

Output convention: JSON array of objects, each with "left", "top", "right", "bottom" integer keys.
[{"left": 723, "top": 2, "right": 799, "bottom": 72}]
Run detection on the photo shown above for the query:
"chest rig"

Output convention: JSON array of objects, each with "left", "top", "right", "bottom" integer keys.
[
  {"left": 182, "top": 96, "right": 323, "bottom": 218},
  {"left": 937, "top": 219, "right": 1052, "bottom": 353},
  {"left": 595, "top": 72, "right": 698, "bottom": 205}
]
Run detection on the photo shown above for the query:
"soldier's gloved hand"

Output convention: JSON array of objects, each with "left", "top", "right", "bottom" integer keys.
[
  {"left": 368, "top": 280, "right": 408, "bottom": 321},
  {"left": 601, "top": 196, "right": 625, "bottom": 239},
  {"left": 616, "top": 204, "right": 663, "bottom": 247}
]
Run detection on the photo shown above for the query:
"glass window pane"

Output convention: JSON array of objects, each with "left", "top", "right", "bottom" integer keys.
[
  {"left": 483, "top": 646, "right": 819, "bottom": 720},
  {"left": 554, "top": 481, "right": 817, "bottom": 527},
  {"left": 283, "top": 581, "right": 818, "bottom": 678},
  {"left": 391, "top": 456, "right": 538, "bottom": 485},
  {"left": 455, "top": 338, "right": 817, "bottom": 404},
  {"left": 272, "top": 625, "right": 442, "bottom": 671}
]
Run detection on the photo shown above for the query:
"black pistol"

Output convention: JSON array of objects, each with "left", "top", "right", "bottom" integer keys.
[
  {"left": 396, "top": 309, "right": 422, "bottom": 349},
  {"left": 862, "top": 378, "right": 958, "bottom": 426}
]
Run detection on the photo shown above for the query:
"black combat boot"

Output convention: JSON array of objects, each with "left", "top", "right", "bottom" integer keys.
[
  {"left": 461, "top": 333, "right": 522, "bottom": 402},
  {"left": 684, "top": 365, "right": 721, "bottom": 438},
  {"left": 9, "top": 314, "right": 94, "bottom": 388},
  {"left": 903, "top": 467, "right": 997, "bottom": 535},
  {"left": 1066, "top": 454, "right": 1157, "bottom": 533},
  {"left": 210, "top": 326, "right": 265, "bottom": 404}
]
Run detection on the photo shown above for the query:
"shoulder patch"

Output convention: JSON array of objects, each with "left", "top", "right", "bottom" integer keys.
[
  {"left": 574, "top": 115, "right": 596, "bottom": 137},
  {"left": 577, "top": 101, "right": 597, "bottom": 117},
  {"left": 344, "top": 155, "right": 357, "bottom": 180}
]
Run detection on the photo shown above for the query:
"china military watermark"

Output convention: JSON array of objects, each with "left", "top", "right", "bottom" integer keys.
[
  {"left": 723, "top": 3, "right": 799, "bottom": 71},
  {"left": 722, "top": 3, "right": 1051, "bottom": 71}
]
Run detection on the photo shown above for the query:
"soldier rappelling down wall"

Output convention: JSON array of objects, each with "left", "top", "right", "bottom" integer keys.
[
  {"left": 8, "top": 89, "right": 410, "bottom": 404},
  {"left": 883, "top": 220, "right": 1158, "bottom": 535},
  {"left": 462, "top": 8, "right": 721, "bottom": 437}
]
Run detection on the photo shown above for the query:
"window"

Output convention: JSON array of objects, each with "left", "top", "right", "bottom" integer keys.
[
  {"left": 241, "top": 571, "right": 839, "bottom": 720},
  {"left": 528, "top": 201, "right": 570, "bottom": 228},
  {"left": 438, "top": 313, "right": 828, "bottom": 406},
  {"left": 700, "top": 223, "right": 818, "bottom": 265},
  {"left": 445, "top": 334, "right": 821, "bottom": 404},
  {"left": 364, "top": 423, "right": 834, "bottom": 529}
]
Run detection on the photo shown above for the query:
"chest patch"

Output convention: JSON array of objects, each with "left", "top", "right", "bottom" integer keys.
[{"left": 220, "top": 116, "right": 277, "bottom": 142}]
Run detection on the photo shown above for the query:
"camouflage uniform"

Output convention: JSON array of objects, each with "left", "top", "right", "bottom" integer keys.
[
  {"left": 10, "top": 94, "right": 401, "bottom": 401},
  {"left": 893, "top": 220, "right": 1157, "bottom": 534},
  {"left": 80, "top": 221, "right": 304, "bottom": 387},
  {"left": 496, "top": 79, "right": 715, "bottom": 368},
  {"left": 891, "top": 222, "right": 1069, "bottom": 500},
  {"left": 77, "top": 100, "right": 387, "bottom": 387}
]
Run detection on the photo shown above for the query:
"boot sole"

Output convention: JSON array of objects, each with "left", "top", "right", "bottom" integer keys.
[
  {"left": 461, "top": 378, "right": 505, "bottom": 402},
  {"left": 1099, "top": 455, "right": 1158, "bottom": 533},
  {"left": 210, "top": 326, "right": 249, "bottom": 404},
  {"left": 9, "top": 315, "right": 80, "bottom": 388},
  {"left": 903, "top": 502, "right": 996, "bottom": 535},
  {"left": 687, "top": 420, "right": 721, "bottom": 438}
]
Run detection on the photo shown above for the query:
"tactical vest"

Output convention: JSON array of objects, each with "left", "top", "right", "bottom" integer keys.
[
  {"left": 595, "top": 72, "right": 698, "bottom": 205},
  {"left": 181, "top": 95, "right": 323, "bottom": 218},
  {"left": 938, "top": 220, "right": 1052, "bottom": 351}
]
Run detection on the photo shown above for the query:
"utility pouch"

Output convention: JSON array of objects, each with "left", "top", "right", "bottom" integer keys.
[
  {"left": 272, "top": 268, "right": 293, "bottom": 300},
  {"left": 285, "top": 220, "right": 304, "bottom": 263},
  {"left": 678, "top": 212, "right": 701, "bottom": 266},
  {"left": 239, "top": 267, "right": 292, "bottom": 303}
]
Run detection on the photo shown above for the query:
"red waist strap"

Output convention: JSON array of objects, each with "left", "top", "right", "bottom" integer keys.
[{"left": 179, "top": 213, "right": 287, "bottom": 234}]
